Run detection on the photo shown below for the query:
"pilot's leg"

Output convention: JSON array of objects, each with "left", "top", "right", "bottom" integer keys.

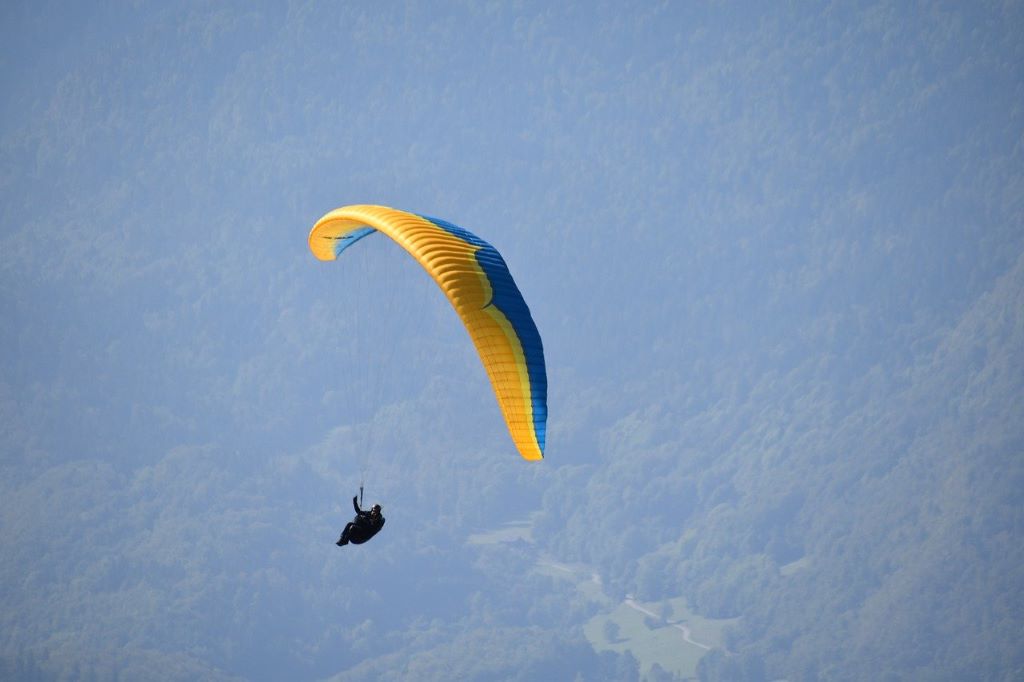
[{"left": 336, "top": 522, "right": 355, "bottom": 546}]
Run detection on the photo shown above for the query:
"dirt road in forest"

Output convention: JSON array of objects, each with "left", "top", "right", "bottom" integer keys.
[
  {"left": 536, "top": 558, "right": 714, "bottom": 651},
  {"left": 623, "top": 597, "right": 712, "bottom": 651}
]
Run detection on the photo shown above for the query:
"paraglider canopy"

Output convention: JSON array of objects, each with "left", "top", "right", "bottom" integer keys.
[{"left": 309, "top": 204, "right": 547, "bottom": 461}]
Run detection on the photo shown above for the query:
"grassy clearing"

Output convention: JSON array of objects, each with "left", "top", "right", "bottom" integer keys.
[
  {"left": 780, "top": 556, "right": 809, "bottom": 576},
  {"left": 535, "top": 558, "right": 613, "bottom": 606},
  {"left": 469, "top": 520, "right": 735, "bottom": 680},
  {"left": 661, "top": 597, "right": 738, "bottom": 649},
  {"left": 583, "top": 597, "right": 736, "bottom": 681},
  {"left": 465, "top": 521, "right": 532, "bottom": 545}
]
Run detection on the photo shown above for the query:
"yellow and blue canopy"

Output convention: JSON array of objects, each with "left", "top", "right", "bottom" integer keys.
[{"left": 309, "top": 204, "right": 547, "bottom": 461}]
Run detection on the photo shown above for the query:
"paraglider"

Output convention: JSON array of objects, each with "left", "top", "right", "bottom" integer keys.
[
  {"left": 336, "top": 494, "right": 385, "bottom": 546},
  {"left": 308, "top": 204, "right": 547, "bottom": 461}
]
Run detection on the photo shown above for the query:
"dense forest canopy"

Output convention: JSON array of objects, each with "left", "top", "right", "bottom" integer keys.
[{"left": 2, "top": 2, "right": 1022, "bottom": 680}]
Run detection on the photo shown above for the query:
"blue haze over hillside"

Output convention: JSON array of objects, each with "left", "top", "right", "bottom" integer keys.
[{"left": 2, "top": 2, "right": 1022, "bottom": 680}]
